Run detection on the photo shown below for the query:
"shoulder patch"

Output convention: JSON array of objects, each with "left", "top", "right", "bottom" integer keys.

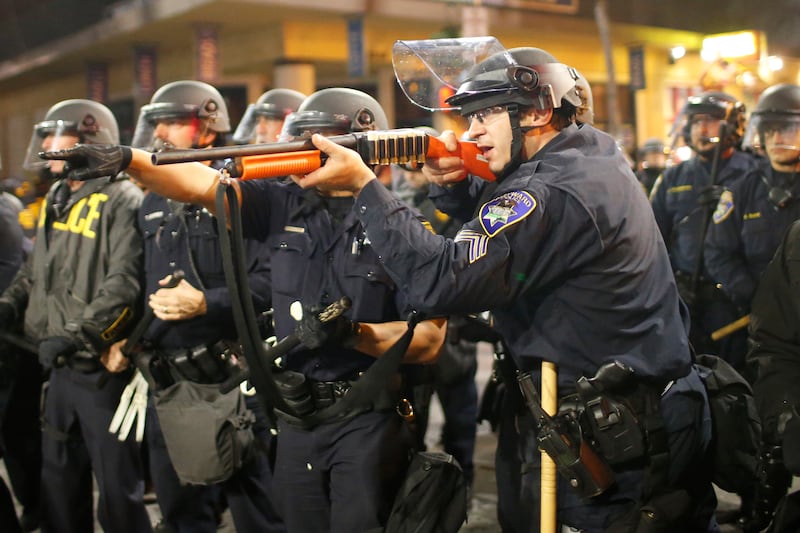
[
  {"left": 479, "top": 191, "right": 537, "bottom": 237},
  {"left": 712, "top": 190, "right": 734, "bottom": 224}
]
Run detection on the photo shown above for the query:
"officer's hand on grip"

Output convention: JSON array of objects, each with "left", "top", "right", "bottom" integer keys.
[
  {"left": 39, "top": 144, "right": 133, "bottom": 181},
  {"left": 294, "top": 304, "right": 360, "bottom": 350},
  {"left": 696, "top": 184, "right": 724, "bottom": 208},
  {"left": 38, "top": 335, "right": 82, "bottom": 370},
  {"left": 0, "top": 302, "right": 16, "bottom": 332}
]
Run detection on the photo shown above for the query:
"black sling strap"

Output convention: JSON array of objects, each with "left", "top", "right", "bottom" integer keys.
[{"left": 214, "top": 178, "right": 422, "bottom": 429}]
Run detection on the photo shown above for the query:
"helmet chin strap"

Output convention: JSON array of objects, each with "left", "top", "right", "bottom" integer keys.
[{"left": 497, "top": 105, "right": 533, "bottom": 181}]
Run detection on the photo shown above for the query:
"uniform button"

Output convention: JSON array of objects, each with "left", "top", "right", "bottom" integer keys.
[
  {"left": 366, "top": 271, "right": 376, "bottom": 281},
  {"left": 359, "top": 205, "right": 367, "bottom": 214},
  {"left": 169, "top": 261, "right": 176, "bottom": 267},
  {"left": 279, "top": 241, "right": 288, "bottom": 249},
  {"left": 171, "top": 231, "right": 178, "bottom": 237}
]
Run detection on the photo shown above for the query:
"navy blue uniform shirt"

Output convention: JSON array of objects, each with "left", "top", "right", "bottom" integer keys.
[
  {"left": 650, "top": 150, "right": 756, "bottom": 276},
  {"left": 139, "top": 193, "right": 271, "bottom": 349},
  {"left": 705, "top": 158, "right": 800, "bottom": 308},
  {"left": 238, "top": 179, "right": 423, "bottom": 381},
  {"left": 352, "top": 124, "right": 692, "bottom": 390}
]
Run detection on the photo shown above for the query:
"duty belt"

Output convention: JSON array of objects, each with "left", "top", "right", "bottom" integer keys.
[{"left": 159, "top": 341, "right": 236, "bottom": 385}]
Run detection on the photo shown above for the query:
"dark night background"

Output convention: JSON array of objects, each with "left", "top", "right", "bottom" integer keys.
[{"left": 0, "top": 1, "right": 796, "bottom": 62}]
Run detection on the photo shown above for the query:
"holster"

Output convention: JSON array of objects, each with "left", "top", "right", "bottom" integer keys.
[{"left": 575, "top": 362, "right": 650, "bottom": 466}]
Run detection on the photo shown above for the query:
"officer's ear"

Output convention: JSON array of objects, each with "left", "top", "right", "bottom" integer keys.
[{"left": 519, "top": 106, "right": 553, "bottom": 130}]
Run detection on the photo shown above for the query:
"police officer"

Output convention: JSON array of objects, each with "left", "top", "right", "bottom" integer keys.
[
  {"left": 113, "top": 80, "right": 283, "bottom": 533},
  {"left": 0, "top": 154, "right": 25, "bottom": 533},
  {"left": 45, "top": 87, "right": 448, "bottom": 532},
  {"left": 650, "top": 91, "right": 757, "bottom": 361},
  {"left": 301, "top": 39, "right": 718, "bottom": 532},
  {"left": 742, "top": 219, "right": 800, "bottom": 532},
  {"left": 392, "top": 147, "right": 480, "bottom": 494},
  {"left": 705, "top": 83, "right": 800, "bottom": 358},
  {"left": 232, "top": 88, "right": 305, "bottom": 145},
  {"left": 635, "top": 138, "right": 668, "bottom": 196},
  {"left": 0, "top": 99, "right": 151, "bottom": 532}
]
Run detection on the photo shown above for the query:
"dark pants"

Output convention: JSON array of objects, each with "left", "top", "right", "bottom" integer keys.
[
  {"left": 146, "top": 392, "right": 284, "bottom": 533},
  {"left": 496, "top": 369, "right": 719, "bottom": 533},
  {"left": 0, "top": 478, "right": 21, "bottom": 533},
  {"left": 40, "top": 367, "right": 152, "bottom": 533},
  {"left": 274, "top": 410, "right": 411, "bottom": 532},
  {"left": 414, "top": 339, "right": 479, "bottom": 486},
  {"left": 1, "top": 352, "right": 42, "bottom": 517}
]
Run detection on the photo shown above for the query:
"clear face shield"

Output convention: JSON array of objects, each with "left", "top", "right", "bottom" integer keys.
[
  {"left": 23, "top": 120, "right": 83, "bottom": 175},
  {"left": 232, "top": 104, "right": 286, "bottom": 144},
  {"left": 130, "top": 102, "right": 199, "bottom": 151},
  {"left": 392, "top": 36, "right": 513, "bottom": 112},
  {"left": 277, "top": 111, "right": 358, "bottom": 142},
  {"left": 743, "top": 114, "right": 800, "bottom": 151}
]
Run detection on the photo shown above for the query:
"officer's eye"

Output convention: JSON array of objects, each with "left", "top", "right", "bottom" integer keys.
[{"left": 467, "top": 105, "right": 508, "bottom": 125}]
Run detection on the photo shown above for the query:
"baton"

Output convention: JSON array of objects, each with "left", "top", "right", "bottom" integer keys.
[
  {"left": 710, "top": 314, "right": 750, "bottom": 341},
  {"left": 122, "top": 269, "right": 186, "bottom": 357},
  {"left": 0, "top": 331, "right": 38, "bottom": 354},
  {"left": 541, "top": 361, "right": 558, "bottom": 533},
  {"left": 99, "top": 269, "right": 185, "bottom": 390}
]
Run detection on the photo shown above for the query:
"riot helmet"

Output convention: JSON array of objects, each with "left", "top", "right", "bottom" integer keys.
[
  {"left": 672, "top": 91, "right": 746, "bottom": 157},
  {"left": 573, "top": 69, "right": 594, "bottom": 126},
  {"left": 233, "top": 88, "right": 306, "bottom": 144},
  {"left": 742, "top": 83, "right": 800, "bottom": 159},
  {"left": 444, "top": 47, "right": 581, "bottom": 115},
  {"left": 392, "top": 37, "right": 580, "bottom": 179},
  {"left": 23, "top": 99, "right": 119, "bottom": 175},
  {"left": 279, "top": 87, "right": 388, "bottom": 141},
  {"left": 131, "top": 80, "right": 230, "bottom": 150}
]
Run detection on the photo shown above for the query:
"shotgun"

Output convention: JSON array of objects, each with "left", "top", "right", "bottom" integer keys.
[
  {"left": 151, "top": 129, "right": 495, "bottom": 182},
  {"left": 517, "top": 371, "right": 615, "bottom": 498}
]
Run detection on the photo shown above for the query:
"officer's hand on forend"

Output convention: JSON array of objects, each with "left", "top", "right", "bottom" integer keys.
[
  {"left": 0, "top": 302, "right": 16, "bottom": 333},
  {"left": 455, "top": 313, "right": 502, "bottom": 344},
  {"left": 696, "top": 185, "right": 724, "bottom": 208},
  {"left": 294, "top": 305, "right": 360, "bottom": 350},
  {"left": 38, "top": 336, "right": 82, "bottom": 370},
  {"left": 39, "top": 144, "right": 133, "bottom": 181}
]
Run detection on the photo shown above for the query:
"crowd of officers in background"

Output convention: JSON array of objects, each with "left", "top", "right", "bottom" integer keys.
[{"left": 0, "top": 36, "right": 798, "bottom": 533}]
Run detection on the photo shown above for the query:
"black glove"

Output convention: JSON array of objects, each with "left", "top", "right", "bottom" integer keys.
[
  {"left": 0, "top": 302, "right": 17, "bottom": 333},
  {"left": 456, "top": 314, "right": 502, "bottom": 344},
  {"left": 696, "top": 185, "right": 724, "bottom": 208},
  {"left": 739, "top": 443, "right": 793, "bottom": 533},
  {"left": 294, "top": 305, "right": 360, "bottom": 350},
  {"left": 38, "top": 144, "right": 133, "bottom": 181},
  {"left": 38, "top": 336, "right": 81, "bottom": 370}
]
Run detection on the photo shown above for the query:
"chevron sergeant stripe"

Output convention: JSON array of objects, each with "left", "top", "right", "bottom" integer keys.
[{"left": 454, "top": 229, "right": 489, "bottom": 264}]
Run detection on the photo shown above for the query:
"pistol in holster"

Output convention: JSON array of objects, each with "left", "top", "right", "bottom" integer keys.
[{"left": 517, "top": 371, "right": 615, "bottom": 498}]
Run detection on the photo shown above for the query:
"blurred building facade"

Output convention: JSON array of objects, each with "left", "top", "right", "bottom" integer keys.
[{"left": 0, "top": 0, "right": 797, "bottom": 180}]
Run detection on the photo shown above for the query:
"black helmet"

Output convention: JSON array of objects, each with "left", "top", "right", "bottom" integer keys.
[
  {"left": 678, "top": 91, "right": 746, "bottom": 149},
  {"left": 279, "top": 87, "right": 388, "bottom": 141},
  {"left": 23, "top": 99, "right": 119, "bottom": 173},
  {"left": 232, "top": 88, "right": 306, "bottom": 144},
  {"left": 445, "top": 47, "right": 581, "bottom": 116},
  {"left": 742, "top": 83, "right": 800, "bottom": 152},
  {"left": 131, "top": 80, "right": 230, "bottom": 148},
  {"left": 639, "top": 138, "right": 667, "bottom": 157},
  {"left": 449, "top": 46, "right": 580, "bottom": 180}
]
